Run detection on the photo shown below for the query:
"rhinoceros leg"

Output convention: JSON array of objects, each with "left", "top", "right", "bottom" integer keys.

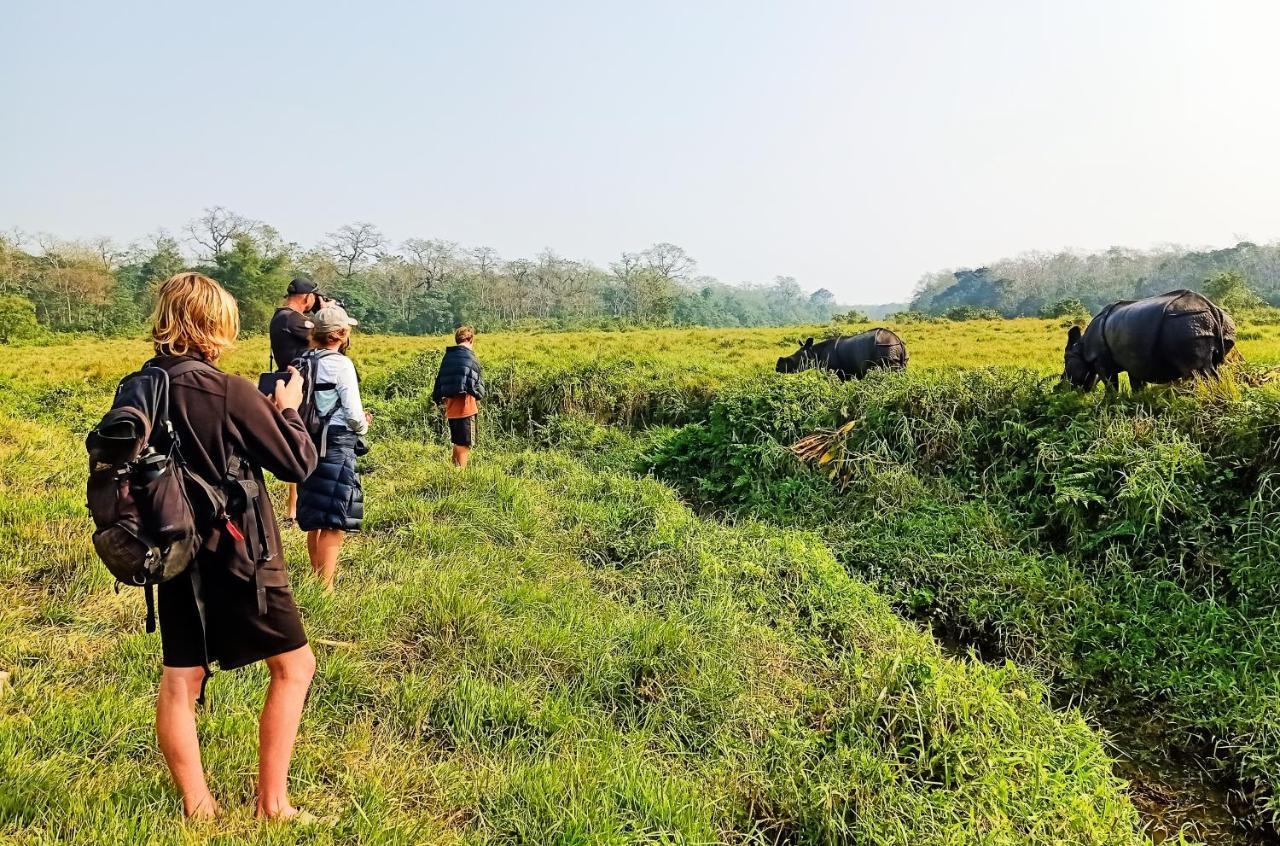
[{"left": 1129, "top": 377, "right": 1146, "bottom": 392}]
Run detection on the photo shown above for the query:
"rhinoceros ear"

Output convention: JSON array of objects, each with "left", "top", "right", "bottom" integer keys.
[
  {"left": 1066, "top": 325, "right": 1082, "bottom": 347},
  {"left": 803, "top": 337, "right": 814, "bottom": 350}
]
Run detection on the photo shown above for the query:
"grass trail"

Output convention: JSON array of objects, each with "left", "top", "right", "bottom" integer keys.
[{"left": 0, "top": 387, "right": 1154, "bottom": 844}]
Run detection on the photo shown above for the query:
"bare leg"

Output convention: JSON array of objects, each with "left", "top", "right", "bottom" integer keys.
[
  {"left": 451, "top": 445, "right": 470, "bottom": 469},
  {"left": 157, "top": 666, "right": 218, "bottom": 818},
  {"left": 255, "top": 645, "right": 316, "bottom": 819},
  {"left": 285, "top": 483, "right": 297, "bottom": 521},
  {"left": 310, "top": 529, "right": 344, "bottom": 591}
]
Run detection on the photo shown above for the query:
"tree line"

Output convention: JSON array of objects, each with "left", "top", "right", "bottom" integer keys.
[
  {"left": 910, "top": 241, "right": 1280, "bottom": 317},
  {"left": 0, "top": 208, "right": 843, "bottom": 338}
]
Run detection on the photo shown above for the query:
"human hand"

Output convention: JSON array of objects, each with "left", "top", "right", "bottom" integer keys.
[
  {"left": 364, "top": 411, "right": 373, "bottom": 425},
  {"left": 274, "top": 366, "right": 304, "bottom": 412}
]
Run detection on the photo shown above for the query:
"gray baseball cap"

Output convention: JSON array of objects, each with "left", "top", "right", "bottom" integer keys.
[{"left": 312, "top": 303, "right": 358, "bottom": 333}]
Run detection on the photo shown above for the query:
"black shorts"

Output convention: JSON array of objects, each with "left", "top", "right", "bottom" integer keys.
[
  {"left": 158, "top": 561, "right": 307, "bottom": 670},
  {"left": 448, "top": 415, "right": 475, "bottom": 447}
]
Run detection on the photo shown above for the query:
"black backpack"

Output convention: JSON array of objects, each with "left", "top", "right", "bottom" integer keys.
[
  {"left": 293, "top": 349, "right": 340, "bottom": 452},
  {"left": 85, "top": 361, "right": 228, "bottom": 632}
]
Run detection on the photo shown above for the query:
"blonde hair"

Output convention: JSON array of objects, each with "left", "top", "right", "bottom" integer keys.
[
  {"left": 454, "top": 325, "right": 475, "bottom": 344},
  {"left": 150, "top": 272, "right": 239, "bottom": 362}
]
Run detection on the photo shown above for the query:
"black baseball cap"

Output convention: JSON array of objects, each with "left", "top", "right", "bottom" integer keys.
[{"left": 287, "top": 275, "right": 319, "bottom": 295}]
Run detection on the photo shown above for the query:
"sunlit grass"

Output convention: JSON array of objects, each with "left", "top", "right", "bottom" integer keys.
[{"left": 0, "top": 329, "right": 1163, "bottom": 844}]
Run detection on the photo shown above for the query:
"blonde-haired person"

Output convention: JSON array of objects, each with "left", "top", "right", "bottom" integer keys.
[
  {"left": 295, "top": 304, "right": 369, "bottom": 591},
  {"left": 145, "top": 272, "right": 319, "bottom": 821}
]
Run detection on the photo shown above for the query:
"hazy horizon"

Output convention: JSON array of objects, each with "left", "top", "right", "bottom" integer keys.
[{"left": 5, "top": 0, "right": 1279, "bottom": 302}]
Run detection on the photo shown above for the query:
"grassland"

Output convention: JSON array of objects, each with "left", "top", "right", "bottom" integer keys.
[{"left": 7, "top": 316, "right": 1280, "bottom": 844}]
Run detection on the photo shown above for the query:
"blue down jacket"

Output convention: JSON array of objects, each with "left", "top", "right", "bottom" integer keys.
[
  {"left": 431, "top": 345, "right": 485, "bottom": 402},
  {"left": 297, "top": 427, "right": 363, "bottom": 532}
]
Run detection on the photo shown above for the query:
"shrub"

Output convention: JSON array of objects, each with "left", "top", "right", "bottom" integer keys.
[
  {"left": 944, "top": 305, "right": 1003, "bottom": 321},
  {"left": 645, "top": 368, "right": 1280, "bottom": 829},
  {"left": 0, "top": 293, "right": 45, "bottom": 343},
  {"left": 1038, "top": 298, "right": 1091, "bottom": 320},
  {"left": 1204, "top": 270, "right": 1264, "bottom": 312}
]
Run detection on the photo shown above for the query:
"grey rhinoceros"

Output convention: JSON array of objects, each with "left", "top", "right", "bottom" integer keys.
[
  {"left": 1062, "top": 289, "right": 1235, "bottom": 391},
  {"left": 776, "top": 328, "right": 908, "bottom": 380}
]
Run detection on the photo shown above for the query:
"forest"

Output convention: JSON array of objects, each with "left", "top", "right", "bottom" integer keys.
[
  {"left": 0, "top": 208, "right": 844, "bottom": 338},
  {"left": 912, "top": 240, "right": 1280, "bottom": 317}
]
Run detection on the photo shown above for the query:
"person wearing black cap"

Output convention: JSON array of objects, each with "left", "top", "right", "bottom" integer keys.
[
  {"left": 269, "top": 276, "right": 320, "bottom": 522},
  {"left": 269, "top": 276, "right": 321, "bottom": 373}
]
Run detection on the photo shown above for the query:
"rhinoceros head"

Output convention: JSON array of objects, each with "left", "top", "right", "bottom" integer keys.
[
  {"left": 776, "top": 337, "right": 815, "bottom": 373},
  {"left": 1062, "top": 325, "right": 1096, "bottom": 388}
]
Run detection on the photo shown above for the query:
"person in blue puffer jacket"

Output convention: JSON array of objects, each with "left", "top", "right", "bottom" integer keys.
[
  {"left": 431, "top": 326, "right": 485, "bottom": 468},
  {"left": 295, "top": 304, "right": 369, "bottom": 591}
]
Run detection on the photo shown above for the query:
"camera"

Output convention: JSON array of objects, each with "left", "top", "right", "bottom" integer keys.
[{"left": 306, "top": 294, "right": 342, "bottom": 314}]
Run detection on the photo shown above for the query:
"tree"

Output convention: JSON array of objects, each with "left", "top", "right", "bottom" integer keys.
[
  {"left": 1203, "top": 270, "right": 1263, "bottom": 312},
  {"left": 640, "top": 242, "right": 695, "bottom": 281},
  {"left": 401, "top": 238, "right": 457, "bottom": 289},
  {"left": 108, "top": 233, "right": 187, "bottom": 328},
  {"left": 536, "top": 250, "right": 602, "bottom": 319},
  {"left": 210, "top": 234, "right": 289, "bottom": 330},
  {"left": 5, "top": 219, "right": 861, "bottom": 333},
  {"left": 326, "top": 222, "right": 386, "bottom": 280},
  {"left": 368, "top": 253, "right": 454, "bottom": 333},
  {"left": 0, "top": 293, "right": 43, "bottom": 342},
  {"left": 186, "top": 206, "right": 260, "bottom": 260},
  {"left": 21, "top": 236, "right": 116, "bottom": 332},
  {"left": 610, "top": 252, "right": 678, "bottom": 324},
  {"left": 809, "top": 288, "right": 837, "bottom": 319}
]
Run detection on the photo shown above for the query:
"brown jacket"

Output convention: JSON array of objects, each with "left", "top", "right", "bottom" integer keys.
[{"left": 152, "top": 355, "right": 317, "bottom": 588}]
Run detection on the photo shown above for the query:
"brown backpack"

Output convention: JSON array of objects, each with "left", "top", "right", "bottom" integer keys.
[{"left": 86, "top": 361, "right": 226, "bottom": 632}]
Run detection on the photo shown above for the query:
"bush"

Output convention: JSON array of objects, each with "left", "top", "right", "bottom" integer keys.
[
  {"left": 645, "top": 368, "right": 1280, "bottom": 828},
  {"left": 944, "top": 305, "right": 1003, "bottom": 321},
  {"left": 1038, "top": 298, "right": 1091, "bottom": 320},
  {"left": 1204, "top": 270, "right": 1264, "bottom": 312},
  {"left": 887, "top": 309, "right": 933, "bottom": 324},
  {"left": 0, "top": 293, "right": 45, "bottom": 343}
]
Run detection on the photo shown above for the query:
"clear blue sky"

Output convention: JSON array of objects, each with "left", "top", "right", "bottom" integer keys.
[{"left": 4, "top": 0, "right": 1279, "bottom": 302}]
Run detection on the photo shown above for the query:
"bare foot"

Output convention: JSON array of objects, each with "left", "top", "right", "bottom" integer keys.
[
  {"left": 183, "top": 793, "right": 219, "bottom": 820},
  {"left": 255, "top": 801, "right": 296, "bottom": 820}
]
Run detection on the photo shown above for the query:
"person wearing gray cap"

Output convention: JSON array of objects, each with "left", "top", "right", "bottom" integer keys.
[{"left": 295, "top": 304, "right": 370, "bottom": 591}]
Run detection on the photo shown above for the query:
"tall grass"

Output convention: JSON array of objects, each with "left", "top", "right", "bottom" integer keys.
[
  {"left": 645, "top": 367, "right": 1280, "bottom": 831},
  {"left": 0, "top": 343, "right": 1161, "bottom": 844}
]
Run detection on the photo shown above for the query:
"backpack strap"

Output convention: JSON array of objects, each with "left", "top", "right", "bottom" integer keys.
[
  {"left": 144, "top": 584, "right": 157, "bottom": 633},
  {"left": 222, "top": 453, "right": 273, "bottom": 616},
  {"left": 146, "top": 357, "right": 222, "bottom": 705},
  {"left": 147, "top": 357, "right": 219, "bottom": 448},
  {"left": 187, "top": 561, "right": 213, "bottom": 706},
  {"left": 301, "top": 349, "right": 342, "bottom": 457}
]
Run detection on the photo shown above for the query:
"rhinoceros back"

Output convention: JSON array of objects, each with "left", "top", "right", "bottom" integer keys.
[
  {"left": 829, "top": 328, "right": 908, "bottom": 378},
  {"left": 873, "top": 327, "right": 909, "bottom": 371},
  {"left": 1097, "top": 290, "right": 1229, "bottom": 383}
]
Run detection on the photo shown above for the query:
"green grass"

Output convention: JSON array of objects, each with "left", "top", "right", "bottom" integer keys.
[
  {"left": 0, "top": 341, "right": 1160, "bottom": 844},
  {"left": 643, "top": 367, "right": 1280, "bottom": 831}
]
